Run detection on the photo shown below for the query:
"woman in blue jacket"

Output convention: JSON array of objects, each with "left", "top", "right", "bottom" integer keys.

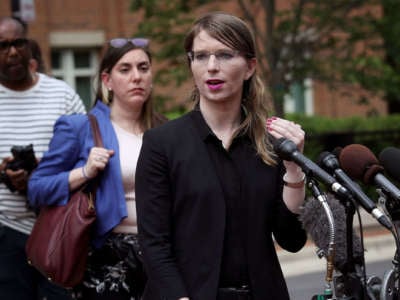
[{"left": 28, "top": 37, "right": 166, "bottom": 300}]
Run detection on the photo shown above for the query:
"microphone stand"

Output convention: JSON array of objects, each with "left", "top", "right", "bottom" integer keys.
[
  {"left": 308, "top": 178, "right": 370, "bottom": 300},
  {"left": 308, "top": 178, "right": 335, "bottom": 300},
  {"left": 333, "top": 193, "right": 371, "bottom": 300},
  {"left": 377, "top": 190, "right": 400, "bottom": 300}
]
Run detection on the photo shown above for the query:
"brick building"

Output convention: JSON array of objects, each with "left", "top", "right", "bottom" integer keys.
[{"left": 0, "top": 0, "right": 387, "bottom": 116}]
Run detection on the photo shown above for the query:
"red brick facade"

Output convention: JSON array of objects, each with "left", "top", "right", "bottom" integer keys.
[{"left": 0, "top": 0, "right": 387, "bottom": 117}]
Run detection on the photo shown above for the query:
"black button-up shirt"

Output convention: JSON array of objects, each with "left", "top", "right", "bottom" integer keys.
[{"left": 191, "top": 110, "right": 250, "bottom": 287}]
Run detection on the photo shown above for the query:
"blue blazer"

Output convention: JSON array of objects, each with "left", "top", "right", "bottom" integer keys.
[{"left": 28, "top": 101, "right": 127, "bottom": 248}]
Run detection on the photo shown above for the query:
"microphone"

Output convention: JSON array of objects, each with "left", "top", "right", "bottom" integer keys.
[
  {"left": 300, "top": 193, "right": 364, "bottom": 274},
  {"left": 317, "top": 151, "right": 392, "bottom": 230},
  {"left": 274, "top": 138, "right": 392, "bottom": 229},
  {"left": 340, "top": 144, "right": 400, "bottom": 203},
  {"left": 331, "top": 146, "right": 343, "bottom": 158},
  {"left": 273, "top": 138, "right": 351, "bottom": 200},
  {"left": 379, "top": 146, "right": 400, "bottom": 183}
]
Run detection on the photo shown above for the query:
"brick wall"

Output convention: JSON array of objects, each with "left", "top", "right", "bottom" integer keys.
[{"left": 0, "top": 0, "right": 388, "bottom": 117}]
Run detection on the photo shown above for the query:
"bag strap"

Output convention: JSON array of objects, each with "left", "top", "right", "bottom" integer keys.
[
  {"left": 89, "top": 114, "right": 104, "bottom": 148},
  {"left": 87, "top": 114, "right": 104, "bottom": 198}
]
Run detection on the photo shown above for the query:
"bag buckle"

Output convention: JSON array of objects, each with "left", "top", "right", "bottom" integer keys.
[{"left": 88, "top": 193, "right": 94, "bottom": 210}]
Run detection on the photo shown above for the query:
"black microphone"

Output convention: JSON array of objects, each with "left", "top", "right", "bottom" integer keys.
[
  {"left": 379, "top": 146, "right": 400, "bottom": 183},
  {"left": 340, "top": 144, "right": 400, "bottom": 203},
  {"left": 273, "top": 138, "right": 351, "bottom": 200},
  {"left": 331, "top": 146, "right": 343, "bottom": 159},
  {"left": 300, "top": 194, "right": 364, "bottom": 274},
  {"left": 317, "top": 151, "right": 392, "bottom": 230}
]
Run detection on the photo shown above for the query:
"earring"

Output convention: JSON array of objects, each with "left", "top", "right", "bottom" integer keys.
[{"left": 108, "top": 87, "right": 112, "bottom": 92}]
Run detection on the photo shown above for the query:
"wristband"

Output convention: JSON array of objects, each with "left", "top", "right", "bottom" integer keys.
[
  {"left": 283, "top": 172, "right": 306, "bottom": 188},
  {"left": 81, "top": 165, "right": 91, "bottom": 180}
]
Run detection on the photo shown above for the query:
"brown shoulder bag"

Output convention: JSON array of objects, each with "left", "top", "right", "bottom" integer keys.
[{"left": 26, "top": 114, "right": 103, "bottom": 288}]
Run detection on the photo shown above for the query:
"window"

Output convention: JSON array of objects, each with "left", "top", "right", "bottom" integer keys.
[
  {"left": 51, "top": 49, "right": 98, "bottom": 110},
  {"left": 284, "top": 79, "right": 314, "bottom": 115}
]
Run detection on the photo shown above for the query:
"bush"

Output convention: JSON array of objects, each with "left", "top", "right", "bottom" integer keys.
[{"left": 286, "top": 113, "right": 400, "bottom": 160}]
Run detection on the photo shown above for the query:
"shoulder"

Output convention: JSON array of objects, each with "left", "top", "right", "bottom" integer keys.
[
  {"left": 55, "top": 113, "right": 88, "bottom": 134},
  {"left": 38, "top": 74, "right": 85, "bottom": 112},
  {"left": 143, "top": 113, "right": 194, "bottom": 147},
  {"left": 147, "top": 113, "right": 193, "bottom": 136},
  {"left": 37, "top": 74, "right": 77, "bottom": 95},
  {"left": 38, "top": 73, "right": 69, "bottom": 87},
  {"left": 152, "top": 112, "right": 169, "bottom": 127}
]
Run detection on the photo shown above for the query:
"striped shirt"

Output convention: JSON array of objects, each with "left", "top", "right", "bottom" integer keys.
[{"left": 0, "top": 73, "right": 86, "bottom": 234}]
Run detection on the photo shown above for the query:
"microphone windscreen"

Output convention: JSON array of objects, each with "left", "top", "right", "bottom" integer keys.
[
  {"left": 339, "top": 144, "right": 383, "bottom": 184},
  {"left": 379, "top": 147, "right": 400, "bottom": 182},
  {"left": 299, "top": 194, "right": 363, "bottom": 273}
]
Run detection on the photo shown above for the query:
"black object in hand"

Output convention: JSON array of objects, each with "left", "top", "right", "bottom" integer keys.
[
  {"left": 7, "top": 144, "right": 38, "bottom": 172},
  {"left": 0, "top": 144, "right": 38, "bottom": 192}
]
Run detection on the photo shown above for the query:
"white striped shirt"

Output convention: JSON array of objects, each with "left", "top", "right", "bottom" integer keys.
[{"left": 0, "top": 73, "right": 86, "bottom": 234}]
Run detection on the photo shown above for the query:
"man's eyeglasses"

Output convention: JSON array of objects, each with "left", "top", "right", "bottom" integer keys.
[
  {"left": 187, "top": 49, "right": 242, "bottom": 65},
  {"left": 109, "top": 38, "right": 149, "bottom": 49},
  {"left": 0, "top": 38, "right": 29, "bottom": 52}
]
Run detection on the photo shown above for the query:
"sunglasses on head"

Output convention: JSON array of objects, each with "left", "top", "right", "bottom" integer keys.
[
  {"left": 0, "top": 38, "right": 29, "bottom": 51},
  {"left": 109, "top": 38, "right": 149, "bottom": 49}
]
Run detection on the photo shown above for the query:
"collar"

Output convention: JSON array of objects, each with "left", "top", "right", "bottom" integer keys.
[
  {"left": 189, "top": 108, "right": 251, "bottom": 145},
  {"left": 90, "top": 100, "right": 111, "bottom": 119},
  {"left": 189, "top": 109, "right": 214, "bottom": 141}
]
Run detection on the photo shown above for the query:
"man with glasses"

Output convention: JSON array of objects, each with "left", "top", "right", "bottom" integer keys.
[{"left": 0, "top": 16, "right": 86, "bottom": 299}]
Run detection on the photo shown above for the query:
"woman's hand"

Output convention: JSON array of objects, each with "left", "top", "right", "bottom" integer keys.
[
  {"left": 267, "top": 117, "right": 306, "bottom": 213},
  {"left": 83, "top": 147, "right": 115, "bottom": 179},
  {"left": 266, "top": 116, "right": 305, "bottom": 173},
  {"left": 68, "top": 147, "right": 114, "bottom": 191}
]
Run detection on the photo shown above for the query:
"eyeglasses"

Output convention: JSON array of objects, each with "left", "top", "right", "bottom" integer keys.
[
  {"left": 0, "top": 38, "right": 29, "bottom": 52},
  {"left": 187, "top": 49, "right": 242, "bottom": 65},
  {"left": 109, "top": 38, "right": 149, "bottom": 48}
]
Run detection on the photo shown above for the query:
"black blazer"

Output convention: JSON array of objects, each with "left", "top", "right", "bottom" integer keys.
[{"left": 136, "top": 111, "right": 307, "bottom": 300}]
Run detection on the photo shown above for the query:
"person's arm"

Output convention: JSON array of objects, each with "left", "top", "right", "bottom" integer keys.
[
  {"left": 68, "top": 146, "right": 114, "bottom": 191},
  {"left": 0, "top": 156, "right": 27, "bottom": 192},
  {"left": 266, "top": 117, "right": 307, "bottom": 252},
  {"left": 282, "top": 164, "right": 306, "bottom": 214},
  {"left": 28, "top": 115, "right": 84, "bottom": 207},
  {"left": 267, "top": 117, "right": 306, "bottom": 214},
  {"left": 136, "top": 131, "right": 189, "bottom": 300},
  {"left": 271, "top": 161, "right": 308, "bottom": 251}
]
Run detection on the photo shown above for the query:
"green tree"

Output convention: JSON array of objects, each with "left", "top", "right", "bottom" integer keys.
[
  {"left": 373, "top": 0, "right": 400, "bottom": 113},
  {"left": 131, "top": 0, "right": 400, "bottom": 116},
  {"left": 130, "top": 0, "right": 209, "bottom": 112}
]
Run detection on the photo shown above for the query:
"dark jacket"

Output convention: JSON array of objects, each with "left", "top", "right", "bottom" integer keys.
[{"left": 135, "top": 111, "right": 307, "bottom": 300}]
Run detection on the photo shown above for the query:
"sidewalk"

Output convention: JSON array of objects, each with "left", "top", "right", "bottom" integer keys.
[{"left": 278, "top": 211, "right": 397, "bottom": 278}]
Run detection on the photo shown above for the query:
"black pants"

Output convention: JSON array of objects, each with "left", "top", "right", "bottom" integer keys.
[{"left": 0, "top": 224, "right": 72, "bottom": 300}]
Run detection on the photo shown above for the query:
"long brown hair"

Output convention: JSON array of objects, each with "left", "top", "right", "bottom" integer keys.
[
  {"left": 184, "top": 12, "right": 276, "bottom": 165},
  {"left": 95, "top": 40, "right": 166, "bottom": 130}
]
